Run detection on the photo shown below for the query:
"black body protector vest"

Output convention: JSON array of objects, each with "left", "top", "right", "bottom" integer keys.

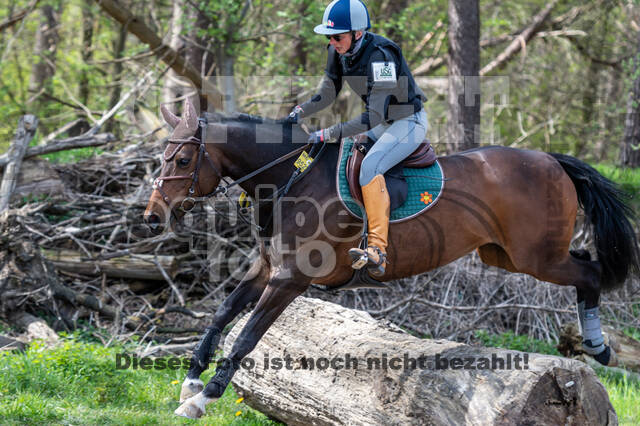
[{"left": 325, "top": 33, "right": 427, "bottom": 123}]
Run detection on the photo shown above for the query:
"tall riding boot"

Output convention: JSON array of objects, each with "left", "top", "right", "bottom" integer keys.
[{"left": 348, "top": 174, "right": 390, "bottom": 276}]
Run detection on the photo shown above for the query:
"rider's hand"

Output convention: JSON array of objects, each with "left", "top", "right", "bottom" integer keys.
[
  {"left": 308, "top": 129, "right": 324, "bottom": 145},
  {"left": 285, "top": 105, "right": 304, "bottom": 124},
  {"left": 308, "top": 126, "right": 341, "bottom": 145}
]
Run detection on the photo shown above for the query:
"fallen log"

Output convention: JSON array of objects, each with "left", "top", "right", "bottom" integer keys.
[
  {"left": 8, "top": 312, "right": 59, "bottom": 345},
  {"left": 558, "top": 322, "right": 640, "bottom": 373},
  {"left": 0, "top": 132, "right": 115, "bottom": 170},
  {"left": 0, "top": 334, "right": 26, "bottom": 351},
  {"left": 224, "top": 297, "right": 616, "bottom": 426},
  {"left": 42, "top": 248, "right": 177, "bottom": 281},
  {"left": 12, "top": 159, "right": 64, "bottom": 200}
]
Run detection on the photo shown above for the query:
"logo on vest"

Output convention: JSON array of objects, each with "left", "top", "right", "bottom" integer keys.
[{"left": 372, "top": 62, "right": 397, "bottom": 84}]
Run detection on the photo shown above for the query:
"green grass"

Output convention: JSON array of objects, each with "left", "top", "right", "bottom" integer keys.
[
  {"left": 592, "top": 368, "right": 640, "bottom": 426},
  {"left": 0, "top": 335, "right": 281, "bottom": 425},
  {"left": 41, "top": 146, "right": 104, "bottom": 163},
  {"left": 2, "top": 330, "right": 638, "bottom": 424},
  {"left": 593, "top": 164, "right": 640, "bottom": 211},
  {"left": 476, "top": 330, "right": 639, "bottom": 424},
  {"left": 474, "top": 330, "right": 562, "bottom": 356}
]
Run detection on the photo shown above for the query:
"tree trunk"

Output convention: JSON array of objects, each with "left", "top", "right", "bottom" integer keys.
[
  {"left": 620, "top": 31, "right": 640, "bottom": 167},
  {"left": 161, "top": 0, "right": 185, "bottom": 113},
  {"left": 290, "top": 0, "right": 311, "bottom": 73},
  {"left": 447, "top": 0, "right": 480, "bottom": 152},
  {"left": 185, "top": 7, "right": 214, "bottom": 113},
  {"left": 79, "top": 2, "right": 94, "bottom": 107},
  {"left": 577, "top": 4, "right": 613, "bottom": 158},
  {"left": 224, "top": 297, "right": 617, "bottom": 426},
  {"left": 380, "top": 0, "right": 409, "bottom": 46},
  {"left": 219, "top": 51, "right": 236, "bottom": 114},
  {"left": 27, "top": 3, "right": 60, "bottom": 105},
  {"left": 105, "top": 22, "right": 127, "bottom": 134}
]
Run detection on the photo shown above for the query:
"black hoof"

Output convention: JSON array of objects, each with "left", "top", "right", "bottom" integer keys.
[{"left": 592, "top": 345, "right": 618, "bottom": 366}]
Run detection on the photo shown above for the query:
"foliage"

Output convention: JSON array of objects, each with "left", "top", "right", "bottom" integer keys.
[
  {"left": 592, "top": 368, "right": 640, "bottom": 425},
  {"left": 0, "top": 0, "right": 638, "bottom": 163},
  {"left": 0, "top": 334, "right": 281, "bottom": 425},
  {"left": 593, "top": 163, "right": 640, "bottom": 211}
]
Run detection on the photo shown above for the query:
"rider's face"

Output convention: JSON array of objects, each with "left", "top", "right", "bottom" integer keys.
[{"left": 327, "top": 31, "right": 362, "bottom": 54}]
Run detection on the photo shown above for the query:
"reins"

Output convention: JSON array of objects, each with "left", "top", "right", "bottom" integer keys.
[{"left": 152, "top": 115, "right": 323, "bottom": 231}]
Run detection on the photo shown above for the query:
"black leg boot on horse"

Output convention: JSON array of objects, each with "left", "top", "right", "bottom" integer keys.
[{"left": 348, "top": 174, "right": 390, "bottom": 276}]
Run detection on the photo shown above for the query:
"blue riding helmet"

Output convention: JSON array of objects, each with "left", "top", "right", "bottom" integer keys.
[{"left": 314, "top": 0, "right": 371, "bottom": 35}]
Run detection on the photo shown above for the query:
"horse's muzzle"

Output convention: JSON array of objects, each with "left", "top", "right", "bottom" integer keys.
[{"left": 143, "top": 212, "right": 165, "bottom": 234}]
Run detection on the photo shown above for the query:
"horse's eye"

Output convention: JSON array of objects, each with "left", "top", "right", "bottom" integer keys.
[{"left": 177, "top": 158, "right": 190, "bottom": 167}]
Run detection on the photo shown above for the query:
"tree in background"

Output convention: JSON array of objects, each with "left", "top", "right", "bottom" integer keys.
[
  {"left": 447, "top": 0, "right": 480, "bottom": 152},
  {"left": 620, "top": 30, "right": 640, "bottom": 168}
]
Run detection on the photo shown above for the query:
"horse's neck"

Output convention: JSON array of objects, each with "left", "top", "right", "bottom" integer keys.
[{"left": 208, "top": 122, "right": 303, "bottom": 193}]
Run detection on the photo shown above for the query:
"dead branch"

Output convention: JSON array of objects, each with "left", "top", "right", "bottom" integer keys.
[
  {"left": 480, "top": 0, "right": 560, "bottom": 76},
  {"left": 93, "top": 0, "right": 223, "bottom": 110},
  {"left": 0, "top": 115, "right": 38, "bottom": 213},
  {"left": 0, "top": 0, "right": 40, "bottom": 33},
  {"left": 0, "top": 133, "right": 115, "bottom": 170}
]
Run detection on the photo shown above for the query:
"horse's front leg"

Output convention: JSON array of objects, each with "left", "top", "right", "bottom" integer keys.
[
  {"left": 175, "top": 276, "right": 307, "bottom": 419},
  {"left": 179, "top": 255, "right": 270, "bottom": 402}
]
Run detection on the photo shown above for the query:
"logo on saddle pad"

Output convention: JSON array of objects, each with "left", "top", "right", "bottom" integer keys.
[{"left": 372, "top": 62, "right": 397, "bottom": 83}]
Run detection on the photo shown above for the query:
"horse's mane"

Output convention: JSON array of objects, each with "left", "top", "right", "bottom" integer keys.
[
  {"left": 202, "top": 111, "right": 310, "bottom": 148},
  {"left": 204, "top": 111, "right": 281, "bottom": 125}
]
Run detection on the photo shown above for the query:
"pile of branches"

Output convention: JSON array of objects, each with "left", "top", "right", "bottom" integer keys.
[
  {"left": 1, "top": 137, "right": 638, "bottom": 354},
  {"left": 0, "top": 138, "right": 258, "bottom": 353}
]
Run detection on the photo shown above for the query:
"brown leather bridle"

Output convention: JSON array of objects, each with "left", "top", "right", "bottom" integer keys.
[
  {"left": 152, "top": 116, "right": 315, "bottom": 216},
  {"left": 153, "top": 132, "right": 223, "bottom": 212}
]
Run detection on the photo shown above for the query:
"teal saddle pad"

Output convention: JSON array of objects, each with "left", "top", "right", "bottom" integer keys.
[{"left": 336, "top": 137, "right": 444, "bottom": 223}]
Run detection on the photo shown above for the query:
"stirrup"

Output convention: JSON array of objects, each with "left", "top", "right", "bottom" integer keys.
[{"left": 348, "top": 246, "right": 386, "bottom": 273}]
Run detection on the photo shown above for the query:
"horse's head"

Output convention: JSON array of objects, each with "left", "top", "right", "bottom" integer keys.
[{"left": 143, "top": 99, "right": 223, "bottom": 234}]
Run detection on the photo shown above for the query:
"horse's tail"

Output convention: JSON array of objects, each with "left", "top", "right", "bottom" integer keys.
[{"left": 550, "top": 153, "right": 639, "bottom": 290}]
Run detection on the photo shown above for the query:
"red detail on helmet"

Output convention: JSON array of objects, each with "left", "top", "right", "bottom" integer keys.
[{"left": 327, "top": 19, "right": 334, "bottom": 27}]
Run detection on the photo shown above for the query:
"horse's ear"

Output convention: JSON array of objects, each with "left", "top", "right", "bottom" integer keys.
[
  {"left": 160, "top": 104, "right": 181, "bottom": 129},
  {"left": 183, "top": 98, "right": 198, "bottom": 130}
]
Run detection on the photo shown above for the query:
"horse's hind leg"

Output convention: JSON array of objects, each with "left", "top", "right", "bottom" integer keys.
[
  {"left": 568, "top": 249, "right": 617, "bottom": 366},
  {"left": 521, "top": 249, "right": 616, "bottom": 366},
  {"left": 179, "top": 255, "right": 270, "bottom": 402}
]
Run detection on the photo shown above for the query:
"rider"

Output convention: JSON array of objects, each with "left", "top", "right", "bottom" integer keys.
[{"left": 287, "top": 0, "right": 428, "bottom": 276}]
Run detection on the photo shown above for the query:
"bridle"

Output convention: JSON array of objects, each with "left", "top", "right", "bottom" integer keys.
[
  {"left": 152, "top": 117, "right": 223, "bottom": 212},
  {"left": 152, "top": 116, "right": 319, "bottom": 220}
]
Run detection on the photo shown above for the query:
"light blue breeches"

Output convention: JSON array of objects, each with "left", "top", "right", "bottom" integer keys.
[{"left": 359, "top": 109, "right": 429, "bottom": 186}]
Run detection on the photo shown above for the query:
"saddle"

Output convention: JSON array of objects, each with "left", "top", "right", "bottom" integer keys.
[{"left": 346, "top": 134, "right": 437, "bottom": 209}]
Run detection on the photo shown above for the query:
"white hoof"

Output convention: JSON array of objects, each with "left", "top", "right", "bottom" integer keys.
[
  {"left": 179, "top": 378, "right": 204, "bottom": 403},
  {"left": 174, "top": 392, "right": 215, "bottom": 419}
]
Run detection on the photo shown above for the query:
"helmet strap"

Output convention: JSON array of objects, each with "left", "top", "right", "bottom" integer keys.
[{"left": 346, "top": 31, "right": 358, "bottom": 54}]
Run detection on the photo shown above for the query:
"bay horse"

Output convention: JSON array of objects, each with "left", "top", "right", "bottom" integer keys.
[{"left": 143, "top": 99, "right": 639, "bottom": 419}]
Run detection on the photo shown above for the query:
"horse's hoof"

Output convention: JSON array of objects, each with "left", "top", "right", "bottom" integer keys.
[
  {"left": 179, "top": 378, "right": 204, "bottom": 403},
  {"left": 605, "top": 346, "right": 619, "bottom": 367},
  {"left": 593, "top": 345, "right": 618, "bottom": 367},
  {"left": 174, "top": 393, "right": 214, "bottom": 419}
]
